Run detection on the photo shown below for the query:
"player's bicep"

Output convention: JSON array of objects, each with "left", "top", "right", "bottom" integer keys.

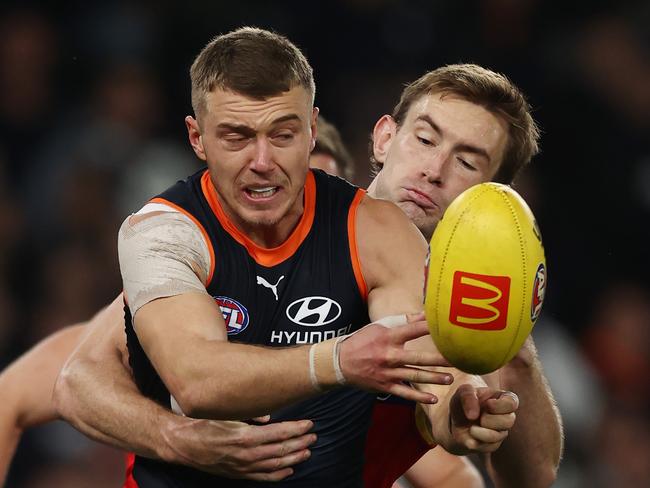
[
  {"left": 118, "top": 209, "right": 228, "bottom": 391},
  {"left": 356, "top": 197, "right": 428, "bottom": 321}
]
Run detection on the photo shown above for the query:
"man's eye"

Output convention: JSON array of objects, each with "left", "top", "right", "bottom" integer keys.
[
  {"left": 457, "top": 157, "right": 477, "bottom": 171},
  {"left": 417, "top": 136, "right": 433, "bottom": 146},
  {"left": 225, "top": 135, "right": 247, "bottom": 142}
]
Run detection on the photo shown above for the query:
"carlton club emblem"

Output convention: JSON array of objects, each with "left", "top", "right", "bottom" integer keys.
[
  {"left": 531, "top": 263, "right": 546, "bottom": 322},
  {"left": 449, "top": 271, "right": 511, "bottom": 331},
  {"left": 214, "top": 296, "right": 250, "bottom": 335},
  {"left": 286, "top": 296, "right": 341, "bottom": 327}
]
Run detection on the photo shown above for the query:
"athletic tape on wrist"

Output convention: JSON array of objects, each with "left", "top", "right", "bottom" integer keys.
[
  {"left": 308, "top": 343, "right": 324, "bottom": 392},
  {"left": 308, "top": 314, "right": 407, "bottom": 391},
  {"left": 309, "top": 337, "right": 347, "bottom": 391},
  {"left": 373, "top": 314, "right": 408, "bottom": 328},
  {"left": 333, "top": 336, "right": 347, "bottom": 385}
]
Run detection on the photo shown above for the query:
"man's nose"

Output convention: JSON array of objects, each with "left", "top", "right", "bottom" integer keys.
[
  {"left": 421, "top": 151, "right": 447, "bottom": 185},
  {"left": 249, "top": 137, "right": 273, "bottom": 172}
]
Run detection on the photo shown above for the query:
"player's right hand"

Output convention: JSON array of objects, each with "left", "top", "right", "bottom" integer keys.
[
  {"left": 447, "top": 384, "right": 518, "bottom": 455},
  {"left": 162, "top": 416, "right": 316, "bottom": 481},
  {"left": 338, "top": 312, "right": 453, "bottom": 403}
]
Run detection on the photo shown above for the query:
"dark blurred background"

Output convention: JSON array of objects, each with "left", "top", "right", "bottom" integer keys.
[{"left": 1, "top": 1, "right": 648, "bottom": 487}]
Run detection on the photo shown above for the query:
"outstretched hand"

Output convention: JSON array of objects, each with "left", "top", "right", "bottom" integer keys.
[
  {"left": 447, "top": 384, "right": 518, "bottom": 455},
  {"left": 339, "top": 312, "right": 452, "bottom": 404}
]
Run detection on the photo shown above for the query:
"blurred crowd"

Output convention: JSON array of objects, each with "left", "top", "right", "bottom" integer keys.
[{"left": 1, "top": 1, "right": 648, "bottom": 487}]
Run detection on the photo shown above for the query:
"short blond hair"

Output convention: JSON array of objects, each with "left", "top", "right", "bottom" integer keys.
[{"left": 190, "top": 27, "right": 315, "bottom": 118}]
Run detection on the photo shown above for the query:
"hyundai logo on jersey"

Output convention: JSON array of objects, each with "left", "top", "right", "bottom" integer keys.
[
  {"left": 286, "top": 296, "right": 342, "bottom": 327},
  {"left": 214, "top": 296, "right": 250, "bottom": 335}
]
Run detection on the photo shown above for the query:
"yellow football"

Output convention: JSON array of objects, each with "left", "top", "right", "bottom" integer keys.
[{"left": 424, "top": 183, "right": 546, "bottom": 374}]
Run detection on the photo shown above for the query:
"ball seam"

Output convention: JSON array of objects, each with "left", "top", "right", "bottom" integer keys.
[
  {"left": 498, "top": 188, "right": 527, "bottom": 365},
  {"left": 435, "top": 184, "right": 492, "bottom": 356}
]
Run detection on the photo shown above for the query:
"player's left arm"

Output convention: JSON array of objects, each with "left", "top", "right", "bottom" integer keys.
[
  {"left": 480, "top": 337, "right": 563, "bottom": 488},
  {"left": 351, "top": 197, "right": 518, "bottom": 457},
  {"left": 338, "top": 196, "right": 453, "bottom": 396},
  {"left": 0, "top": 323, "right": 88, "bottom": 484},
  {"left": 352, "top": 195, "right": 434, "bottom": 324}
]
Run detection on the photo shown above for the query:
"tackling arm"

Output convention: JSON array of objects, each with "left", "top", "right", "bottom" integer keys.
[
  {"left": 481, "top": 337, "right": 563, "bottom": 487},
  {"left": 0, "top": 324, "right": 86, "bottom": 484},
  {"left": 54, "top": 295, "right": 318, "bottom": 481}
]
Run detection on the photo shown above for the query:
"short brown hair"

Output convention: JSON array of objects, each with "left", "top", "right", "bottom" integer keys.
[
  {"left": 371, "top": 64, "right": 540, "bottom": 183},
  {"left": 190, "top": 27, "right": 315, "bottom": 118},
  {"left": 313, "top": 116, "right": 356, "bottom": 180}
]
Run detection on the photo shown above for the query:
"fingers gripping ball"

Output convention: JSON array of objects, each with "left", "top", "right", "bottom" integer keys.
[{"left": 424, "top": 183, "right": 546, "bottom": 374}]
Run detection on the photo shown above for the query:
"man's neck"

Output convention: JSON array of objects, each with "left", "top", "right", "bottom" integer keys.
[{"left": 366, "top": 177, "right": 379, "bottom": 198}]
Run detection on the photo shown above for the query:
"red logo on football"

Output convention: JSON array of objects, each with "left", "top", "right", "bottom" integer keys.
[{"left": 449, "top": 271, "right": 511, "bottom": 330}]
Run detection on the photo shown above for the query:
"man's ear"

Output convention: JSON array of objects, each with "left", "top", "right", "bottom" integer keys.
[
  {"left": 372, "top": 115, "right": 397, "bottom": 165},
  {"left": 310, "top": 106, "right": 319, "bottom": 152},
  {"left": 185, "top": 116, "right": 207, "bottom": 161}
]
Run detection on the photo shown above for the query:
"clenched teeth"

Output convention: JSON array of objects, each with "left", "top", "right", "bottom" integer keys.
[{"left": 247, "top": 187, "right": 278, "bottom": 199}]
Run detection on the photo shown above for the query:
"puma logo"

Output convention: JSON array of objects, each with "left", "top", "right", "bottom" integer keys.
[{"left": 256, "top": 275, "right": 285, "bottom": 301}]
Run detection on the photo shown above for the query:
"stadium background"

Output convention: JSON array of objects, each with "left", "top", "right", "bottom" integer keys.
[{"left": 1, "top": 1, "right": 648, "bottom": 486}]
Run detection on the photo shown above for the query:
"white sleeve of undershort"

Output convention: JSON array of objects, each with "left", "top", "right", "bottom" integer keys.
[{"left": 118, "top": 203, "right": 212, "bottom": 317}]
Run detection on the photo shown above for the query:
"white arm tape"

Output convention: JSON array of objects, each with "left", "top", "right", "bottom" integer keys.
[
  {"left": 308, "top": 314, "right": 409, "bottom": 391},
  {"left": 118, "top": 210, "right": 211, "bottom": 317},
  {"left": 373, "top": 314, "right": 409, "bottom": 328}
]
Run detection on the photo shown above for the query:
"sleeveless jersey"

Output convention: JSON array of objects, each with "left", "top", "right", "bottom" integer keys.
[{"left": 125, "top": 168, "right": 373, "bottom": 488}]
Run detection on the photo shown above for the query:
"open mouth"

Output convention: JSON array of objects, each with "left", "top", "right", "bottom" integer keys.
[{"left": 245, "top": 187, "right": 279, "bottom": 199}]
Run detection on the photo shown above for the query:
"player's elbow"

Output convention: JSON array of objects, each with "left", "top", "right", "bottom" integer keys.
[
  {"left": 170, "top": 375, "right": 245, "bottom": 420},
  {"left": 52, "top": 360, "right": 78, "bottom": 421},
  {"left": 171, "top": 381, "right": 220, "bottom": 419},
  {"left": 53, "top": 357, "right": 95, "bottom": 425}
]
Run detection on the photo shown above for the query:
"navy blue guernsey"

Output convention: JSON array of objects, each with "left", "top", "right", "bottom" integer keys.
[{"left": 125, "top": 168, "right": 374, "bottom": 488}]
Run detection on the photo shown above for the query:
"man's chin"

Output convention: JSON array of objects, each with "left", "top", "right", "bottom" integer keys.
[
  {"left": 398, "top": 201, "right": 425, "bottom": 219},
  {"left": 240, "top": 212, "right": 283, "bottom": 229},
  {"left": 411, "top": 215, "right": 438, "bottom": 241}
]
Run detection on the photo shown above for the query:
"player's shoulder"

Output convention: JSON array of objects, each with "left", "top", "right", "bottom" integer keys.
[
  {"left": 357, "top": 194, "right": 421, "bottom": 236},
  {"left": 118, "top": 201, "right": 205, "bottom": 253},
  {"left": 355, "top": 194, "right": 427, "bottom": 271}
]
